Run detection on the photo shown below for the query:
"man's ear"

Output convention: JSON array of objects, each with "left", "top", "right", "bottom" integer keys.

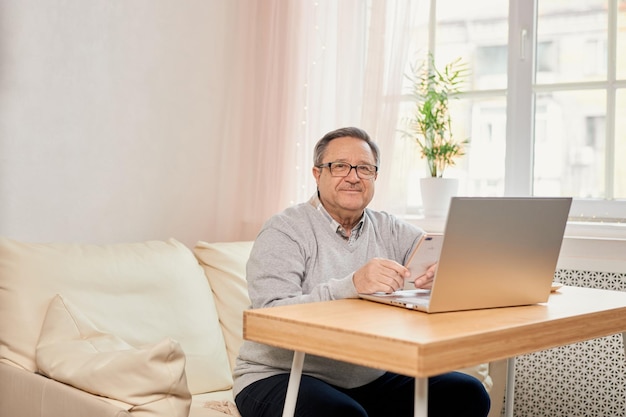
[{"left": 312, "top": 166, "right": 321, "bottom": 184}]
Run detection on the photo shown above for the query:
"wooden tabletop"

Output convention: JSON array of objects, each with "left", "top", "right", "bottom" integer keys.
[{"left": 243, "top": 286, "right": 626, "bottom": 377}]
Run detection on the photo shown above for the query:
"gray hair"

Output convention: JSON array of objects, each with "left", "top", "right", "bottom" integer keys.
[{"left": 313, "top": 127, "right": 380, "bottom": 166}]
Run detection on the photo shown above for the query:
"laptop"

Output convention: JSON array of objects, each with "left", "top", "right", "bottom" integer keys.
[{"left": 359, "top": 197, "right": 572, "bottom": 313}]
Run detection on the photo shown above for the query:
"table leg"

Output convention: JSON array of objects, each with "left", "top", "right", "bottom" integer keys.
[
  {"left": 282, "top": 351, "right": 305, "bottom": 417},
  {"left": 414, "top": 377, "right": 428, "bottom": 417},
  {"left": 504, "top": 357, "right": 515, "bottom": 417}
]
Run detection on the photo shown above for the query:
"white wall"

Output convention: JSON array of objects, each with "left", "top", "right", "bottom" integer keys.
[{"left": 0, "top": 1, "right": 234, "bottom": 246}]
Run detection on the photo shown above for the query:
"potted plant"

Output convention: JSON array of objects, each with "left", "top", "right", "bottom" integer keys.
[{"left": 402, "top": 54, "right": 469, "bottom": 217}]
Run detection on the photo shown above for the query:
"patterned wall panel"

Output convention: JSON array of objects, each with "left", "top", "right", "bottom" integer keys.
[{"left": 506, "top": 270, "right": 626, "bottom": 417}]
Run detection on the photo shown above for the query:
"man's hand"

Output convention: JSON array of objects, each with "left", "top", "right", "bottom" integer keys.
[
  {"left": 352, "top": 258, "right": 410, "bottom": 294},
  {"left": 412, "top": 263, "right": 437, "bottom": 289}
]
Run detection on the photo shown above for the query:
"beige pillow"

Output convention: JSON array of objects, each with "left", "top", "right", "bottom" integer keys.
[
  {"left": 0, "top": 237, "right": 232, "bottom": 394},
  {"left": 36, "top": 295, "right": 191, "bottom": 417},
  {"left": 193, "top": 241, "right": 253, "bottom": 370}
]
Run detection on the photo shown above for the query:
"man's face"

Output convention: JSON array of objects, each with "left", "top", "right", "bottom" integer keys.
[{"left": 312, "top": 136, "right": 377, "bottom": 220}]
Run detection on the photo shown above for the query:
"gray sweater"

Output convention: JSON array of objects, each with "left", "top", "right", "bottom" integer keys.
[{"left": 232, "top": 197, "right": 423, "bottom": 395}]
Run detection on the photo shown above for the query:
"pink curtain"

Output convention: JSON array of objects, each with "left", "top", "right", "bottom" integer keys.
[{"left": 213, "top": 0, "right": 422, "bottom": 241}]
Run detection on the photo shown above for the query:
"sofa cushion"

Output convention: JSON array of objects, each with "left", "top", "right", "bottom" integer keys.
[
  {"left": 0, "top": 237, "right": 232, "bottom": 395},
  {"left": 194, "top": 241, "right": 253, "bottom": 370},
  {"left": 37, "top": 294, "right": 191, "bottom": 417}
]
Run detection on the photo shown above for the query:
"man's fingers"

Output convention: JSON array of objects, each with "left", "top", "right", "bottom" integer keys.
[
  {"left": 378, "top": 258, "right": 410, "bottom": 279},
  {"left": 354, "top": 258, "right": 411, "bottom": 294}
]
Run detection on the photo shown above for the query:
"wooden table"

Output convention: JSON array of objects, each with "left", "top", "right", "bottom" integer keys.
[{"left": 243, "top": 286, "right": 626, "bottom": 417}]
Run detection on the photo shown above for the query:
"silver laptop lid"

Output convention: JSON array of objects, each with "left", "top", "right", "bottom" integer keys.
[{"left": 427, "top": 197, "right": 572, "bottom": 312}]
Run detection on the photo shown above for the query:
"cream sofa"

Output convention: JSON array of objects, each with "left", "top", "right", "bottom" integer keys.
[{"left": 0, "top": 237, "right": 506, "bottom": 417}]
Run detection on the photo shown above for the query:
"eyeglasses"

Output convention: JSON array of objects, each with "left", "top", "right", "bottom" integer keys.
[{"left": 317, "top": 161, "right": 378, "bottom": 179}]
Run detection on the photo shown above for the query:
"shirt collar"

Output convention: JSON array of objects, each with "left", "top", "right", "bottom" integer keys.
[{"left": 309, "top": 193, "right": 365, "bottom": 242}]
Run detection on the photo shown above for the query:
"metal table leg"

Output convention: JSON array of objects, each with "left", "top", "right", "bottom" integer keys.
[
  {"left": 415, "top": 376, "right": 428, "bottom": 417},
  {"left": 282, "top": 351, "right": 305, "bottom": 417},
  {"left": 505, "top": 357, "right": 516, "bottom": 417}
]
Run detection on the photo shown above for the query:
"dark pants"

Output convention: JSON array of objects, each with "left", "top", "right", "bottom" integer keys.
[{"left": 235, "top": 371, "right": 491, "bottom": 417}]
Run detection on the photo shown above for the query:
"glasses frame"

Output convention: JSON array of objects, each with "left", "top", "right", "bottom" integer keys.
[{"left": 317, "top": 161, "right": 378, "bottom": 179}]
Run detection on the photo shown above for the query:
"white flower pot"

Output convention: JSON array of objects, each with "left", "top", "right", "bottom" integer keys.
[{"left": 420, "top": 177, "right": 459, "bottom": 218}]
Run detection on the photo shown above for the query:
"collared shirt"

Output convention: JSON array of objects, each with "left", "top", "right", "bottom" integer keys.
[{"left": 308, "top": 193, "right": 364, "bottom": 244}]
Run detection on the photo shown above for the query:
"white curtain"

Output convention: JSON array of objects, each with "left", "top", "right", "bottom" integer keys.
[
  {"left": 213, "top": 0, "right": 423, "bottom": 241},
  {"left": 360, "top": 0, "right": 425, "bottom": 212}
]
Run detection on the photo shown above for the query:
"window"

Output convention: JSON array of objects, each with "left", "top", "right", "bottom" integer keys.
[
  {"left": 536, "top": 41, "right": 558, "bottom": 73},
  {"left": 475, "top": 45, "right": 507, "bottom": 76},
  {"left": 397, "top": 0, "right": 625, "bottom": 226}
]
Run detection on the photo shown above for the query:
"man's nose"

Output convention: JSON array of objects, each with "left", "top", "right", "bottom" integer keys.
[{"left": 345, "top": 166, "right": 361, "bottom": 180}]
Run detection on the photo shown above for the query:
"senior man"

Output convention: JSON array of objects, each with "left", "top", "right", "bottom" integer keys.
[{"left": 233, "top": 127, "right": 490, "bottom": 417}]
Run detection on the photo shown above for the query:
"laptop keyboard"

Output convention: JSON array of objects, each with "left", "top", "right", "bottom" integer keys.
[{"left": 394, "top": 290, "right": 431, "bottom": 306}]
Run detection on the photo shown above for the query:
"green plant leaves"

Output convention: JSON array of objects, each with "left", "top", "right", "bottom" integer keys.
[{"left": 401, "top": 54, "right": 469, "bottom": 177}]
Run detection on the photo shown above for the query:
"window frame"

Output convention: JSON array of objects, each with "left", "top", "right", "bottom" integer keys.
[
  {"left": 506, "top": 0, "right": 624, "bottom": 234},
  {"left": 413, "top": 0, "right": 626, "bottom": 237}
]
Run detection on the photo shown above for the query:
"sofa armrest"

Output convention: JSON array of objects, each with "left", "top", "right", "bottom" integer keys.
[{"left": 0, "top": 363, "right": 130, "bottom": 417}]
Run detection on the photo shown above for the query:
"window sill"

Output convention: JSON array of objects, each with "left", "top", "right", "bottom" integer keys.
[
  {"left": 565, "top": 221, "right": 626, "bottom": 240},
  {"left": 405, "top": 215, "right": 626, "bottom": 239},
  {"left": 405, "top": 216, "right": 626, "bottom": 273}
]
